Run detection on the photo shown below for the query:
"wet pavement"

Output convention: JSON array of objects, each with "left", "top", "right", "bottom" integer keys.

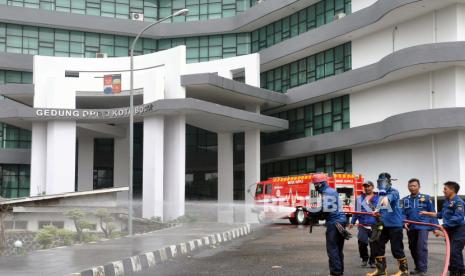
[
  {"left": 132, "top": 221, "right": 448, "bottom": 276},
  {"left": 0, "top": 222, "right": 249, "bottom": 276}
]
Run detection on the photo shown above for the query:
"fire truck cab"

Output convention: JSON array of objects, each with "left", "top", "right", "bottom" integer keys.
[{"left": 253, "top": 173, "right": 364, "bottom": 224}]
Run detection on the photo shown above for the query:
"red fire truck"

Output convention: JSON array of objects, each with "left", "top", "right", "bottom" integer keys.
[{"left": 253, "top": 173, "right": 364, "bottom": 224}]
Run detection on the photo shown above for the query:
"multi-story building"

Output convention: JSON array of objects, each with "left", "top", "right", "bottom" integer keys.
[{"left": 1, "top": 0, "right": 465, "bottom": 220}]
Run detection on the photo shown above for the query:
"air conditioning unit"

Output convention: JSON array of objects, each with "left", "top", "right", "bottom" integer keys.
[
  {"left": 334, "top": 12, "right": 346, "bottom": 20},
  {"left": 131, "top": 12, "right": 144, "bottom": 21},
  {"left": 95, "top": 52, "right": 108, "bottom": 58}
]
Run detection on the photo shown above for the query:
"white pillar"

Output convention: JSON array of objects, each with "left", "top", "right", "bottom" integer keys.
[
  {"left": 45, "top": 121, "right": 76, "bottom": 194},
  {"left": 30, "top": 123, "right": 47, "bottom": 196},
  {"left": 163, "top": 115, "right": 186, "bottom": 220},
  {"left": 77, "top": 135, "right": 94, "bottom": 191},
  {"left": 244, "top": 128, "right": 260, "bottom": 223},
  {"left": 218, "top": 133, "right": 234, "bottom": 223},
  {"left": 114, "top": 125, "right": 129, "bottom": 202},
  {"left": 142, "top": 116, "right": 165, "bottom": 219}
]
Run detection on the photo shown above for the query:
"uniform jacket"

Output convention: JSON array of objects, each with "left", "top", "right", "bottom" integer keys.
[
  {"left": 319, "top": 182, "right": 347, "bottom": 225},
  {"left": 378, "top": 187, "right": 403, "bottom": 228},
  {"left": 351, "top": 193, "right": 379, "bottom": 226},
  {"left": 402, "top": 193, "right": 438, "bottom": 230},
  {"left": 438, "top": 195, "right": 465, "bottom": 228}
]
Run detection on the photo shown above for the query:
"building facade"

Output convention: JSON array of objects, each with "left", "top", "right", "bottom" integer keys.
[{"left": 1, "top": 0, "right": 465, "bottom": 220}]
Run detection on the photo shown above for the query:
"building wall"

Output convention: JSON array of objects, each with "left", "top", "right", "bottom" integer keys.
[
  {"left": 352, "top": 136, "right": 435, "bottom": 196},
  {"left": 351, "top": 0, "right": 377, "bottom": 12},
  {"left": 352, "top": 4, "right": 463, "bottom": 69},
  {"left": 350, "top": 73, "right": 431, "bottom": 127}
]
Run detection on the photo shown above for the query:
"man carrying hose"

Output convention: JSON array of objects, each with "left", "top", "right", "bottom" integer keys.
[
  {"left": 420, "top": 181, "right": 465, "bottom": 276},
  {"left": 367, "top": 172, "right": 409, "bottom": 276},
  {"left": 349, "top": 181, "right": 378, "bottom": 268},
  {"left": 401, "top": 178, "right": 439, "bottom": 276},
  {"left": 311, "top": 173, "right": 348, "bottom": 276}
]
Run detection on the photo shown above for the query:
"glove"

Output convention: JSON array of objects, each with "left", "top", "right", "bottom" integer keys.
[
  {"left": 369, "top": 222, "right": 384, "bottom": 242},
  {"left": 335, "top": 222, "right": 352, "bottom": 240}
]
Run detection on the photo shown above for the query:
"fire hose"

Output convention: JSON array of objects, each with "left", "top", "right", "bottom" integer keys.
[{"left": 347, "top": 211, "right": 450, "bottom": 276}]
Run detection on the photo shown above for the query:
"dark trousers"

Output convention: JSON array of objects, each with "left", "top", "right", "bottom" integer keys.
[
  {"left": 358, "top": 226, "right": 375, "bottom": 264},
  {"left": 446, "top": 225, "right": 465, "bottom": 273},
  {"left": 326, "top": 223, "right": 345, "bottom": 276},
  {"left": 407, "top": 229, "right": 429, "bottom": 272},
  {"left": 372, "top": 227, "right": 406, "bottom": 259}
]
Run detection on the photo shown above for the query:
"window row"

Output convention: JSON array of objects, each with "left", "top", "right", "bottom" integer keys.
[
  {"left": 261, "top": 42, "right": 351, "bottom": 93},
  {"left": 264, "top": 95, "right": 350, "bottom": 144},
  {"left": 158, "top": 33, "right": 250, "bottom": 63},
  {"left": 0, "top": 70, "right": 32, "bottom": 84},
  {"left": 0, "top": 0, "right": 255, "bottom": 22},
  {"left": 0, "top": 23, "right": 251, "bottom": 62},
  {"left": 186, "top": 124, "right": 217, "bottom": 153},
  {"left": 0, "top": 164, "right": 30, "bottom": 198},
  {"left": 251, "top": 0, "right": 351, "bottom": 52},
  {"left": 261, "top": 150, "right": 352, "bottom": 180},
  {"left": 0, "top": 123, "right": 32, "bottom": 149}
]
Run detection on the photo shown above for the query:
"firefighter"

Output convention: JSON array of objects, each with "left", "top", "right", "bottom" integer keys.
[
  {"left": 401, "top": 178, "right": 439, "bottom": 276},
  {"left": 420, "top": 181, "right": 465, "bottom": 276},
  {"left": 349, "top": 181, "right": 379, "bottom": 268},
  {"left": 367, "top": 172, "right": 409, "bottom": 276},
  {"left": 311, "top": 173, "right": 348, "bottom": 276}
]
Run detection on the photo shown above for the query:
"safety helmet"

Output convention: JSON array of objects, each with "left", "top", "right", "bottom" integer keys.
[
  {"left": 312, "top": 173, "right": 328, "bottom": 184},
  {"left": 377, "top": 172, "right": 392, "bottom": 195},
  {"left": 312, "top": 173, "right": 327, "bottom": 192}
]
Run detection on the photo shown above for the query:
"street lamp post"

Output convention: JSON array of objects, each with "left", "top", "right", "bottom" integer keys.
[{"left": 128, "top": 8, "right": 189, "bottom": 236}]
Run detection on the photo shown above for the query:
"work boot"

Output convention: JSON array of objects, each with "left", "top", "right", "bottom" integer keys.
[
  {"left": 449, "top": 270, "right": 463, "bottom": 276},
  {"left": 391, "top": 257, "right": 409, "bottom": 276},
  {"left": 366, "top": 256, "right": 387, "bottom": 276}
]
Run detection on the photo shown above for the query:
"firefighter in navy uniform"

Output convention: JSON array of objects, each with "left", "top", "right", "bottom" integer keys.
[
  {"left": 349, "top": 181, "right": 379, "bottom": 268},
  {"left": 367, "top": 172, "right": 409, "bottom": 276},
  {"left": 401, "top": 178, "right": 439, "bottom": 276},
  {"left": 311, "top": 173, "right": 348, "bottom": 276},
  {"left": 420, "top": 181, "right": 465, "bottom": 276}
]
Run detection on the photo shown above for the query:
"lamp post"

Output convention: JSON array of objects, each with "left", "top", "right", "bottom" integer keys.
[{"left": 128, "top": 8, "right": 189, "bottom": 236}]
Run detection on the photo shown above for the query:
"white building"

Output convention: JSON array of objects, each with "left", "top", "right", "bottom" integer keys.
[{"left": 1, "top": 0, "right": 465, "bottom": 222}]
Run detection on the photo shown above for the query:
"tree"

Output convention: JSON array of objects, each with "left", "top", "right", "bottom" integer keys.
[
  {"left": 0, "top": 204, "right": 12, "bottom": 255},
  {"left": 64, "top": 209, "right": 92, "bottom": 242},
  {"left": 94, "top": 208, "right": 116, "bottom": 238}
]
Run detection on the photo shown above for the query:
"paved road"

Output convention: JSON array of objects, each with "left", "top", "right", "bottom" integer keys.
[
  {"left": 0, "top": 222, "right": 247, "bottom": 276},
  {"left": 132, "top": 222, "right": 447, "bottom": 276}
]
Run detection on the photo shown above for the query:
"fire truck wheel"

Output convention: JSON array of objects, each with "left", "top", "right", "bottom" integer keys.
[{"left": 294, "top": 209, "right": 309, "bottom": 225}]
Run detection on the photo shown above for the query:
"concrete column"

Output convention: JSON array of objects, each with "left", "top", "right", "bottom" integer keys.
[
  {"left": 244, "top": 128, "right": 260, "bottom": 223},
  {"left": 30, "top": 123, "right": 47, "bottom": 196},
  {"left": 163, "top": 115, "right": 186, "bottom": 220},
  {"left": 142, "top": 116, "right": 165, "bottom": 219},
  {"left": 217, "top": 133, "right": 234, "bottom": 223},
  {"left": 45, "top": 121, "right": 76, "bottom": 194},
  {"left": 114, "top": 125, "right": 129, "bottom": 202},
  {"left": 77, "top": 135, "right": 94, "bottom": 191}
]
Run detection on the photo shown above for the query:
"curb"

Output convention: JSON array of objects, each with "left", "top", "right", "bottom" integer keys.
[{"left": 72, "top": 224, "right": 251, "bottom": 276}]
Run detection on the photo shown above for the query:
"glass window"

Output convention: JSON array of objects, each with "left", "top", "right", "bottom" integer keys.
[
  {"left": 261, "top": 150, "right": 352, "bottom": 180},
  {"left": 0, "top": 164, "right": 30, "bottom": 198},
  {"left": 264, "top": 94, "right": 350, "bottom": 144},
  {"left": 261, "top": 42, "right": 351, "bottom": 93}
]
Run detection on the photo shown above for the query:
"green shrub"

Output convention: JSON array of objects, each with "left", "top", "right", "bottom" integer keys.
[
  {"left": 57, "top": 229, "right": 75, "bottom": 246},
  {"left": 34, "top": 225, "right": 58, "bottom": 249},
  {"left": 82, "top": 232, "right": 99, "bottom": 243},
  {"left": 170, "top": 214, "right": 197, "bottom": 223},
  {"left": 110, "top": 231, "right": 123, "bottom": 239}
]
